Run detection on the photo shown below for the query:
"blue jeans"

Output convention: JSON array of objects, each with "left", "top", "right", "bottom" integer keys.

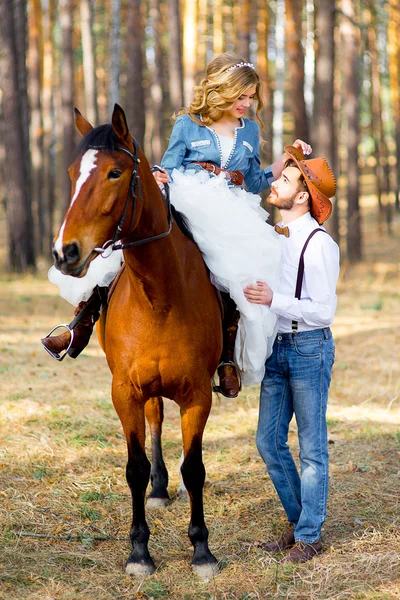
[{"left": 256, "top": 328, "right": 335, "bottom": 543}]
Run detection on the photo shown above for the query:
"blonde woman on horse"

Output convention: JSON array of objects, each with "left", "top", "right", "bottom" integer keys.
[{"left": 153, "top": 52, "right": 311, "bottom": 395}]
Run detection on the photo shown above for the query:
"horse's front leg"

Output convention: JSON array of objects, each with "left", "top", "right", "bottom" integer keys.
[
  {"left": 145, "top": 396, "right": 170, "bottom": 507},
  {"left": 180, "top": 390, "right": 218, "bottom": 579},
  {"left": 112, "top": 379, "right": 154, "bottom": 576}
]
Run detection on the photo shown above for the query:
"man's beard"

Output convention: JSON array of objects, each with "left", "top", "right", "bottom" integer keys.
[{"left": 267, "top": 191, "right": 297, "bottom": 211}]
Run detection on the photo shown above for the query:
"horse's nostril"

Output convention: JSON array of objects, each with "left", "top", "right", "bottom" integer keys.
[
  {"left": 63, "top": 242, "right": 81, "bottom": 264},
  {"left": 52, "top": 248, "right": 60, "bottom": 263}
]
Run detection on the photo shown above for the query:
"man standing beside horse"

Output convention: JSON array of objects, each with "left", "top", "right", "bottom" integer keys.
[{"left": 244, "top": 146, "right": 340, "bottom": 563}]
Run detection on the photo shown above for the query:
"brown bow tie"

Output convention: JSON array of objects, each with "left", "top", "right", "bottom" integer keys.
[{"left": 274, "top": 224, "right": 290, "bottom": 238}]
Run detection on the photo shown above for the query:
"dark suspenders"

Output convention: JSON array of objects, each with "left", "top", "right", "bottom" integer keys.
[{"left": 292, "top": 228, "right": 328, "bottom": 334}]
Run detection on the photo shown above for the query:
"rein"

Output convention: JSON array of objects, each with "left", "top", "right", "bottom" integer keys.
[{"left": 90, "top": 139, "right": 172, "bottom": 255}]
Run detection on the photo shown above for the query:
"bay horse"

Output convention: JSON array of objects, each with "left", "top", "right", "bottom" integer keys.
[{"left": 52, "top": 104, "right": 222, "bottom": 578}]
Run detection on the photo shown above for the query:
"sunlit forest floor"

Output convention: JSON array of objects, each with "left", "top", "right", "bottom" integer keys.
[{"left": 0, "top": 197, "right": 399, "bottom": 599}]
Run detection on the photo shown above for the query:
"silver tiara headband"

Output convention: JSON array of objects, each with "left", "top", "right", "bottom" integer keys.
[{"left": 225, "top": 62, "right": 255, "bottom": 73}]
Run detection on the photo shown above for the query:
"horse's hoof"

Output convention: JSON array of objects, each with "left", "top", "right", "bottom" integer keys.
[
  {"left": 146, "top": 496, "right": 170, "bottom": 508},
  {"left": 125, "top": 561, "right": 155, "bottom": 577},
  {"left": 191, "top": 561, "right": 219, "bottom": 581}
]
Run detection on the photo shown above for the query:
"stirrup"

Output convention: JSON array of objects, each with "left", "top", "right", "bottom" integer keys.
[
  {"left": 213, "top": 360, "right": 242, "bottom": 397},
  {"left": 41, "top": 324, "right": 75, "bottom": 362}
]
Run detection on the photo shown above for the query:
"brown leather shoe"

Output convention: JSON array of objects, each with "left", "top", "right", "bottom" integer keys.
[
  {"left": 217, "top": 363, "right": 241, "bottom": 398},
  {"left": 282, "top": 540, "right": 323, "bottom": 563},
  {"left": 263, "top": 524, "right": 295, "bottom": 553}
]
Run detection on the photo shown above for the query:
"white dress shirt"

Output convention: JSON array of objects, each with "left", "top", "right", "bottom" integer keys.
[{"left": 270, "top": 212, "right": 340, "bottom": 333}]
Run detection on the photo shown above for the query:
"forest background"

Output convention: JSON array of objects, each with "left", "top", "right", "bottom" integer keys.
[
  {"left": 0, "top": 1, "right": 400, "bottom": 599},
  {"left": 1, "top": 0, "right": 400, "bottom": 270}
]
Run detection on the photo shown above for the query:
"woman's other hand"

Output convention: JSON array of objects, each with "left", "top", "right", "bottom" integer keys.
[
  {"left": 244, "top": 281, "right": 273, "bottom": 306},
  {"left": 292, "top": 139, "right": 312, "bottom": 156},
  {"left": 153, "top": 168, "right": 170, "bottom": 188}
]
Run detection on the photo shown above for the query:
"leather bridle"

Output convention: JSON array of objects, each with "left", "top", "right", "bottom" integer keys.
[{"left": 89, "top": 138, "right": 172, "bottom": 255}]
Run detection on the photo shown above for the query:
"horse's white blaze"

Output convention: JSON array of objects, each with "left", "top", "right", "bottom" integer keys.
[{"left": 54, "top": 149, "right": 98, "bottom": 256}]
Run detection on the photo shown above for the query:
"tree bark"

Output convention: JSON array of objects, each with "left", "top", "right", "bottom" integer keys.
[
  {"left": 257, "top": 0, "right": 273, "bottom": 165},
  {"left": 42, "top": 0, "right": 56, "bottom": 248},
  {"left": 388, "top": 1, "right": 400, "bottom": 211},
  {"left": 213, "top": 0, "right": 223, "bottom": 56},
  {"left": 80, "top": 0, "right": 99, "bottom": 126},
  {"left": 59, "top": 0, "right": 75, "bottom": 214},
  {"left": 108, "top": 0, "right": 121, "bottom": 113},
  {"left": 183, "top": 0, "right": 198, "bottom": 107},
  {"left": 236, "top": 0, "right": 251, "bottom": 60},
  {"left": 285, "top": 0, "right": 309, "bottom": 142},
  {"left": 148, "top": 0, "right": 165, "bottom": 164},
  {"left": 314, "top": 0, "right": 338, "bottom": 240},
  {"left": 28, "top": 0, "right": 45, "bottom": 254},
  {"left": 197, "top": 0, "right": 208, "bottom": 76},
  {"left": 167, "top": 0, "right": 184, "bottom": 111},
  {"left": 368, "top": 2, "right": 392, "bottom": 234},
  {"left": 126, "top": 0, "right": 146, "bottom": 147},
  {"left": 341, "top": 0, "right": 362, "bottom": 261},
  {"left": 0, "top": 0, "right": 35, "bottom": 271}
]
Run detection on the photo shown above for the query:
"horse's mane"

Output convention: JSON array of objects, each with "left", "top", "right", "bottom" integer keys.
[
  {"left": 171, "top": 205, "right": 195, "bottom": 243},
  {"left": 75, "top": 125, "right": 195, "bottom": 243}
]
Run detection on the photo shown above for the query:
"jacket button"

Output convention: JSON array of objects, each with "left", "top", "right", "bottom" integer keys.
[{"left": 278, "top": 335, "right": 282, "bottom": 341}]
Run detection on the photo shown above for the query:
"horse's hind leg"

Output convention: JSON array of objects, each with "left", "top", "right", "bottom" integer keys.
[
  {"left": 145, "top": 397, "right": 170, "bottom": 508},
  {"left": 112, "top": 380, "right": 155, "bottom": 576},
  {"left": 180, "top": 390, "right": 218, "bottom": 579}
]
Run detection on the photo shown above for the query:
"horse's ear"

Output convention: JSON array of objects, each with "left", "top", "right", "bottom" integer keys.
[
  {"left": 74, "top": 108, "right": 94, "bottom": 136},
  {"left": 111, "top": 104, "right": 130, "bottom": 143}
]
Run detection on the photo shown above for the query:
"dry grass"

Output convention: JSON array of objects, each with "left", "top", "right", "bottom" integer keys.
[{"left": 0, "top": 202, "right": 400, "bottom": 599}]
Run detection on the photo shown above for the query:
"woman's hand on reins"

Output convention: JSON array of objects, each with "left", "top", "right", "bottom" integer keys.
[{"left": 153, "top": 168, "right": 170, "bottom": 188}]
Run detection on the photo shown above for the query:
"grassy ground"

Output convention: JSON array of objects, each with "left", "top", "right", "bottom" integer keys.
[{"left": 0, "top": 201, "right": 399, "bottom": 599}]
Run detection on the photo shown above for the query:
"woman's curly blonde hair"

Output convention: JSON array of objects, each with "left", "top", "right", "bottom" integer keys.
[{"left": 176, "top": 52, "right": 264, "bottom": 128}]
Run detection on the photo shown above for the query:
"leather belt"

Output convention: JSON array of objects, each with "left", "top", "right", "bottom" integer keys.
[{"left": 193, "top": 162, "right": 244, "bottom": 186}]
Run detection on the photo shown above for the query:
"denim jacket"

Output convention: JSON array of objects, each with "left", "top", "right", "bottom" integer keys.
[{"left": 160, "top": 114, "right": 274, "bottom": 194}]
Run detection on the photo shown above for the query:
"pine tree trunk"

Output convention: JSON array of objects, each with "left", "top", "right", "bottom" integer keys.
[
  {"left": 367, "top": 10, "right": 384, "bottom": 232},
  {"left": 213, "top": 0, "right": 223, "bottom": 56},
  {"left": 108, "top": 0, "right": 121, "bottom": 113},
  {"left": 197, "top": 0, "right": 208, "bottom": 75},
  {"left": 149, "top": 0, "right": 165, "bottom": 164},
  {"left": 0, "top": 0, "right": 35, "bottom": 271},
  {"left": 28, "top": 0, "right": 46, "bottom": 254},
  {"left": 257, "top": 0, "right": 273, "bottom": 165},
  {"left": 42, "top": 0, "right": 56, "bottom": 248},
  {"left": 341, "top": 0, "right": 362, "bottom": 262},
  {"left": 388, "top": 2, "right": 400, "bottom": 211},
  {"left": 126, "top": 0, "right": 145, "bottom": 147},
  {"left": 60, "top": 0, "right": 75, "bottom": 214},
  {"left": 273, "top": 0, "right": 285, "bottom": 160},
  {"left": 183, "top": 0, "right": 198, "bottom": 107},
  {"left": 236, "top": 0, "right": 251, "bottom": 60},
  {"left": 167, "top": 0, "right": 184, "bottom": 111},
  {"left": 80, "top": 0, "right": 99, "bottom": 126},
  {"left": 314, "top": 0, "right": 338, "bottom": 240},
  {"left": 285, "top": 0, "right": 309, "bottom": 143}
]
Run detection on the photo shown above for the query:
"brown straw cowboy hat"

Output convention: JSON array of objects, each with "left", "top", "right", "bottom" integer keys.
[{"left": 283, "top": 145, "right": 337, "bottom": 225}]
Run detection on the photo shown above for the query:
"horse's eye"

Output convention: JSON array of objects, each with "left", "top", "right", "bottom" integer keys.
[{"left": 108, "top": 169, "right": 122, "bottom": 180}]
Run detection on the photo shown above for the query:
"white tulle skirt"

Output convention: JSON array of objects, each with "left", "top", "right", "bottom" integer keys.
[
  {"left": 169, "top": 169, "right": 281, "bottom": 386},
  {"left": 48, "top": 169, "right": 281, "bottom": 386},
  {"left": 48, "top": 249, "right": 124, "bottom": 307}
]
